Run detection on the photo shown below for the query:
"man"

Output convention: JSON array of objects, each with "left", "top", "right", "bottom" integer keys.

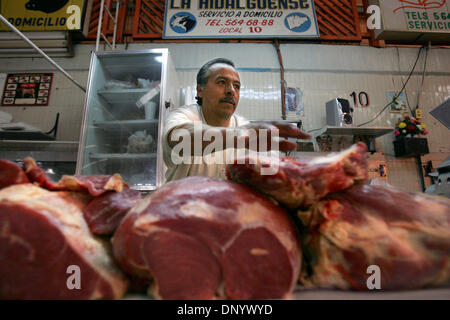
[{"left": 162, "top": 58, "right": 310, "bottom": 182}]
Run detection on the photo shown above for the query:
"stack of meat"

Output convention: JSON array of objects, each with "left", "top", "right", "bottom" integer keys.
[
  {"left": 1, "top": 141, "right": 449, "bottom": 299},
  {"left": 0, "top": 158, "right": 139, "bottom": 299},
  {"left": 1, "top": 158, "right": 302, "bottom": 299}
]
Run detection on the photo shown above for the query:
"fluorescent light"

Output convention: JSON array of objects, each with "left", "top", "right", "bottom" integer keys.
[
  {"left": 0, "top": 39, "right": 68, "bottom": 48},
  {"left": 0, "top": 47, "right": 69, "bottom": 53},
  {"left": 0, "top": 31, "right": 67, "bottom": 40}
]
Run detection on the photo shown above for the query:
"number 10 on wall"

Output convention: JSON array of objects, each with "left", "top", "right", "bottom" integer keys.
[{"left": 350, "top": 91, "right": 370, "bottom": 108}]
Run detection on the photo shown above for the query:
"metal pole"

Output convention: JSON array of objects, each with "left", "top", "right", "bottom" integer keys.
[
  {"left": 416, "top": 155, "right": 426, "bottom": 192},
  {"left": 112, "top": 0, "right": 120, "bottom": 51},
  {"left": 96, "top": 0, "right": 106, "bottom": 52},
  {"left": 274, "top": 39, "right": 287, "bottom": 120},
  {"left": 0, "top": 14, "right": 86, "bottom": 93}
]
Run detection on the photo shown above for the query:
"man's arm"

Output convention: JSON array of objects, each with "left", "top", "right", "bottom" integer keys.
[{"left": 167, "top": 121, "right": 311, "bottom": 154}]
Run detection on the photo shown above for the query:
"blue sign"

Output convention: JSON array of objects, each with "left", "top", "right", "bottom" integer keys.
[
  {"left": 169, "top": 11, "right": 197, "bottom": 34},
  {"left": 284, "top": 12, "right": 311, "bottom": 33}
]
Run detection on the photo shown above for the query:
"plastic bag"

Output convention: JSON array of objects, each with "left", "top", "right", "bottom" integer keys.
[
  {"left": 137, "top": 78, "right": 153, "bottom": 89},
  {"left": 126, "top": 130, "right": 155, "bottom": 153},
  {"left": 104, "top": 80, "right": 137, "bottom": 90}
]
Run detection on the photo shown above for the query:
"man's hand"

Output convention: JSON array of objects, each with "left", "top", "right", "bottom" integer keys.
[
  {"left": 239, "top": 121, "right": 311, "bottom": 152},
  {"left": 167, "top": 121, "right": 311, "bottom": 156}
]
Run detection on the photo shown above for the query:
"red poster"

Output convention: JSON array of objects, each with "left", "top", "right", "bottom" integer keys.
[{"left": 2, "top": 73, "right": 53, "bottom": 106}]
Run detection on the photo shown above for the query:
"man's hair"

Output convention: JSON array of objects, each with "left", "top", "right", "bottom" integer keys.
[{"left": 195, "top": 58, "right": 235, "bottom": 106}]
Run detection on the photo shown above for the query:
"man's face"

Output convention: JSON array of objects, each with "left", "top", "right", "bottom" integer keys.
[{"left": 197, "top": 64, "right": 241, "bottom": 122}]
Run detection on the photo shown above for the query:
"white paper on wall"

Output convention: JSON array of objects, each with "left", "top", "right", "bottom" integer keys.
[{"left": 0, "top": 73, "right": 6, "bottom": 98}]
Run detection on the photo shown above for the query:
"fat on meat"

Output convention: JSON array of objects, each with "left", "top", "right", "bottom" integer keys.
[
  {"left": 226, "top": 142, "right": 368, "bottom": 208},
  {"left": 298, "top": 184, "right": 450, "bottom": 290},
  {"left": 112, "top": 176, "right": 301, "bottom": 300},
  {"left": 22, "top": 157, "right": 127, "bottom": 196}
]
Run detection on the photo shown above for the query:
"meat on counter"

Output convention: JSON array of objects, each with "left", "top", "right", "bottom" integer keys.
[
  {"left": 226, "top": 142, "right": 368, "bottom": 208},
  {"left": 0, "top": 184, "right": 129, "bottom": 299},
  {"left": 112, "top": 176, "right": 301, "bottom": 300},
  {"left": 298, "top": 184, "right": 450, "bottom": 290}
]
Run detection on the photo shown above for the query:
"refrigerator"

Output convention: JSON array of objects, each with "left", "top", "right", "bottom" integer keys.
[{"left": 76, "top": 48, "right": 179, "bottom": 191}]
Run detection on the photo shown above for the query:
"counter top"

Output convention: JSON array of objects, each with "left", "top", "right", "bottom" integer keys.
[{"left": 123, "top": 287, "right": 450, "bottom": 300}]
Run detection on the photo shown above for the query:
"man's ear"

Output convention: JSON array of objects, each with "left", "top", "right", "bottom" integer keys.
[{"left": 196, "top": 84, "right": 204, "bottom": 98}]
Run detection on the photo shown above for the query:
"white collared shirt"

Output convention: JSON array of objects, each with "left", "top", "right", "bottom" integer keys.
[{"left": 162, "top": 104, "right": 250, "bottom": 183}]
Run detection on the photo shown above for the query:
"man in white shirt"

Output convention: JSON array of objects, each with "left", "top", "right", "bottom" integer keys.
[{"left": 162, "top": 58, "right": 310, "bottom": 182}]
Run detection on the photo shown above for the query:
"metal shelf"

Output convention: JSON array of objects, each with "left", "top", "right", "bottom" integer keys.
[
  {"left": 0, "top": 150, "right": 77, "bottom": 162},
  {"left": 89, "top": 152, "right": 157, "bottom": 160},
  {"left": 97, "top": 89, "right": 153, "bottom": 106},
  {"left": 310, "top": 126, "right": 394, "bottom": 152},
  {"left": 0, "top": 140, "right": 78, "bottom": 144},
  {"left": 0, "top": 131, "right": 55, "bottom": 141},
  {"left": 315, "top": 126, "right": 394, "bottom": 137},
  {"left": 93, "top": 119, "right": 158, "bottom": 130},
  {"left": 0, "top": 140, "right": 78, "bottom": 162}
]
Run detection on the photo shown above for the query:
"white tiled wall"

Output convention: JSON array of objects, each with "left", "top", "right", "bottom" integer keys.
[
  {"left": 1, "top": 43, "right": 449, "bottom": 192},
  {"left": 0, "top": 71, "right": 87, "bottom": 141}
]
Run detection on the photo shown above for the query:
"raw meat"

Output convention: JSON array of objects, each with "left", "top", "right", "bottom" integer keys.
[
  {"left": 22, "top": 157, "right": 59, "bottom": 189},
  {"left": 112, "top": 176, "right": 301, "bottom": 300},
  {"left": 226, "top": 142, "right": 368, "bottom": 208},
  {"left": 298, "top": 184, "right": 450, "bottom": 290},
  {"left": 23, "top": 157, "right": 126, "bottom": 196},
  {"left": 56, "top": 174, "right": 126, "bottom": 196},
  {"left": 0, "top": 184, "right": 129, "bottom": 299},
  {"left": 83, "top": 189, "right": 143, "bottom": 235},
  {"left": 0, "top": 159, "right": 29, "bottom": 188}
]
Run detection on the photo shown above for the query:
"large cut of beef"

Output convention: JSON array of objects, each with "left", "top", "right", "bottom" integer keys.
[
  {"left": 83, "top": 188, "right": 143, "bottom": 235},
  {"left": 0, "top": 159, "right": 30, "bottom": 188},
  {"left": 112, "top": 176, "right": 301, "bottom": 300},
  {"left": 298, "top": 184, "right": 450, "bottom": 290},
  {"left": 0, "top": 184, "right": 129, "bottom": 299},
  {"left": 226, "top": 142, "right": 368, "bottom": 208}
]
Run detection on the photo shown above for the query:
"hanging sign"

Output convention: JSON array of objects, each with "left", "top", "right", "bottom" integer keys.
[
  {"left": 0, "top": 0, "right": 90, "bottom": 32},
  {"left": 163, "top": 0, "right": 320, "bottom": 39},
  {"left": 370, "top": 0, "right": 450, "bottom": 41},
  {"left": 2, "top": 73, "right": 53, "bottom": 106}
]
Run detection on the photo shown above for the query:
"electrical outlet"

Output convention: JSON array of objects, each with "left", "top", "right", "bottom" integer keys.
[{"left": 415, "top": 109, "right": 423, "bottom": 119}]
